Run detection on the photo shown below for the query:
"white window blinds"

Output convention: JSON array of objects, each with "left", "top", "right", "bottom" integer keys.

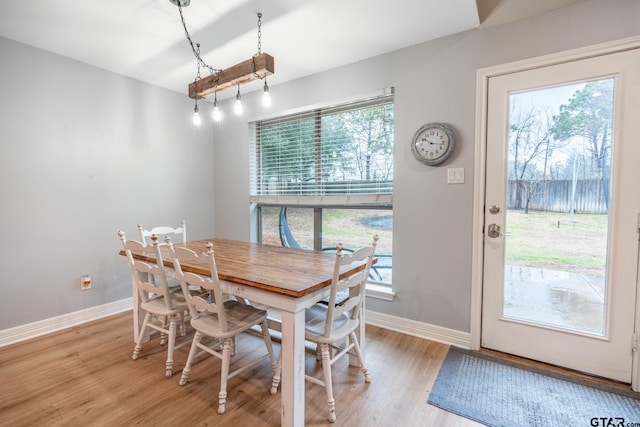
[{"left": 249, "top": 90, "right": 394, "bottom": 206}]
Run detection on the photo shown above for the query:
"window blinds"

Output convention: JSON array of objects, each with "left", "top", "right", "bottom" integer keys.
[{"left": 249, "top": 91, "right": 394, "bottom": 206}]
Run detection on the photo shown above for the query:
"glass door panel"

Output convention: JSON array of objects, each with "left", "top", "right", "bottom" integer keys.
[{"left": 503, "top": 80, "right": 612, "bottom": 336}]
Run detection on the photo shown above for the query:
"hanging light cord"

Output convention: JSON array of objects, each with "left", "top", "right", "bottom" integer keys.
[
  {"left": 193, "top": 49, "right": 201, "bottom": 98},
  {"left": 256, "top": 13, "right": 262, "bottom": 55},
  {"left": 252, "top": 13, "right": 263, "bottom": 79},
  {"left": 177, "top": 5, "right": 266, "bottom": 85},
  {"left": 177, "top": 4, "right": 221, "bottom": 76}
]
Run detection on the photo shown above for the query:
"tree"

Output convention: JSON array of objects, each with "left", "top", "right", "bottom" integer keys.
[
  {"left": 258, "top": 102, "right": 394, "bottom": 195},
  {"left": 329, "top": 103, "right": 394, "bottom": 181},
  {"left": 321, "top": 113, "right": 356, "bottom": 180},
  {"left": 259, "top": 117, "right": 316, "bottom": 187},
  {"left": 508, "top": 100, "right": 561, "bottom": 213},
  {"left": 551, "top": 79, "right": 613, "bottom": 208}
]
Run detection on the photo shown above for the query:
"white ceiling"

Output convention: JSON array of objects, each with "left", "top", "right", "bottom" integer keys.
[{"left": 0, "top": 0, "right": 584, "bottom": 99}]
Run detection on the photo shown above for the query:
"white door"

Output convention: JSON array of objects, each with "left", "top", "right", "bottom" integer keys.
[{"left": 481, "top": 48, "right": 640, "bottom": 382}]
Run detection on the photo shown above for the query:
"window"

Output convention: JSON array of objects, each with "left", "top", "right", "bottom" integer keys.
[{"left": 249, "top": 89, "right": 394, "bottom": 288}]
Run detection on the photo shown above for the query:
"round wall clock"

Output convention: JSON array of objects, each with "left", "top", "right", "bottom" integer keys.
[{"left": 411, "top": 122, "right": 456, "bottom": 166}]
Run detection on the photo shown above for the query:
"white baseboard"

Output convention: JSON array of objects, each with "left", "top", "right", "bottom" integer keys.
[
  {"left": 0, "top": 298, "right": 133, "bottom": 347},
  {"left": 365, "top": 310, "right": 471, "bottom": 349},
  {"left": 0, "top": 299, "right": 470, "bottom": 350}
]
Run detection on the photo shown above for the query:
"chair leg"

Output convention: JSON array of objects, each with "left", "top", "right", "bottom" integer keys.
[
  {"left": 319, "top": 343, "right": 336, "bottom": 423},
  {"left": 258, "top": 320, "right": 278, "bottom": 394},
  {"left": 179, "top": 312, "right": 187, "bottom": 337},
  {"left": 317, "top": 340, "right": 339, "bottom": 361},
  {"left": 260, "top": 321, "right": 277, "bottom": 371},
  {"left": 349, "top": 332, "right": 371, "bottom": 383},
  {"left": 160, "top": 316, "right": 168, "bottom": 345},
  {"left": 179, "top": 331, "right": 202, "bottom": 386},
  {"left": 270, "top": 354, "right": 281, "bottom": 394},
  {"left": 132, "top": 313, "right": 152, "bottom": 360},
  {"left": 218, "top": 337, "right": 233, "bottom": 414},
  {"left": 165, "top": 316, "right": 178, "bottom": 378}
]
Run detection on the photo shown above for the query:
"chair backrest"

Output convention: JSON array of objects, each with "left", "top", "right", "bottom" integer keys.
[
  {"left": 166, "top": 238, "right": 228, "bottom": 331},
  {"left": 323, "top": 235, "right": 378, "bottom": 338},
  {"left": 118, "top": 231, "right": 175, "bottom": 310},
  {"left": 137, "top": 220, "right": 186, "bottom": 246}
]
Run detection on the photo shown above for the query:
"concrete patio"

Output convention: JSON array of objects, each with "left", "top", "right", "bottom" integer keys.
[{"left": 503, "top": 265, "right": 605, "bottom": 335}]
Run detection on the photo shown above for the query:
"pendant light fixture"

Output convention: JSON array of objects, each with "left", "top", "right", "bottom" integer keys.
[
  {"left": 262, "top": 78, "right": 272, "bottom": 108},
  {"left": 211, "top": 93, "right": 222, "bottom": 122},
  {"left": 234, "top": 85, "right": 243, "bottom": 116},
  {"left": 170, "top": 1, "right": 274, "bottom": 124},
  {"left": 192, "top": 102, "right": 201, "bottom": 126}
]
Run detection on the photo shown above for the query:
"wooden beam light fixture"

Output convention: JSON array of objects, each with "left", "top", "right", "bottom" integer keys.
[
  {"left": 170, "top": 0, "right": 275, "bottom": 122},
  {"left": 188, "top": 52, "right": 274, "bottom": 100}
]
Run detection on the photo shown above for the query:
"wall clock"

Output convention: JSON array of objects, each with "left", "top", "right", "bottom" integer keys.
[{"left": 411, "top": 122, "right": 456, "bottom": 166}]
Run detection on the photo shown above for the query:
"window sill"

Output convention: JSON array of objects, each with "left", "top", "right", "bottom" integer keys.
[{"left": 365, "top": 283, "right": 395, "bottom": 301}]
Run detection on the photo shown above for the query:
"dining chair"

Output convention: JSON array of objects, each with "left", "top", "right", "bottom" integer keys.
[
  {"left": 137, "top": 220, "right": 186, "bottom": 246},
  {"left": 270, "top": 235, "right": 378, "bottom": 423},
  {"left": 137, "top": 221, "right": 186, "bottom": 291},
  {"left": 117, "top": 231, "right": 189, "bottom": 378},
  {"left": 166, "top": 238, "right": 277, "bottom": 415}
]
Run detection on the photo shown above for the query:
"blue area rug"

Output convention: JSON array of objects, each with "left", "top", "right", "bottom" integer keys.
[{"left": 428, "top": 347, "right": 640, "bottom": 426}]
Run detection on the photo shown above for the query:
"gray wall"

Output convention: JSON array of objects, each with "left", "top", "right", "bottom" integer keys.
[
  {"left": 211, "top": 0, "right": 639, "bottom": 333},
  {"left": 1, "top": 0, "right": 638, "bottom": 333},
  {"left": 0, "top": 37, "right": 216, "bottom": 329}
]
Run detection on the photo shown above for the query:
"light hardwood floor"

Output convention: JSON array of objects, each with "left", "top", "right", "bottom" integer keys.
[{"left": 0, "top": 312, "right": 483, "bottom": 426}]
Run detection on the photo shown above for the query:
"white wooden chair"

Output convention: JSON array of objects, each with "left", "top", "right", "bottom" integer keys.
[
  {"left": 117, "top": 231, "right": 189, "bottom": 378},
  {"left": 166, "top": 238, "right": 277, "bottom": 415},
  {"left": 137, "top": 221, "right": 186, "bottom": 291},
  {"left": 137, "top": 220, "right": 186, "bottom": 246},
  {"left": 270, "top": 235, "right": 378, "bottom": 423}
]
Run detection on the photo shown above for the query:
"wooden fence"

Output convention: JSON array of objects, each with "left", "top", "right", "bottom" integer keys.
[{"left": 507, "top": 179, "right": 608, "bottom": 214}]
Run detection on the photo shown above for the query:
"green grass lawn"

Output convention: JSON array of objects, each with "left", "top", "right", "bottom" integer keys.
[{"left": 506, "top": 210, "right": 608, "bottom": 276}]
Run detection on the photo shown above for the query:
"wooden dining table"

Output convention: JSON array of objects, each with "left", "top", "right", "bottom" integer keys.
[{"left": 121, "top": 237, "right": 371, "bottom": 427}]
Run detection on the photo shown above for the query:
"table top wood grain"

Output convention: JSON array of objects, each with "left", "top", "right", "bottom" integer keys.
[{"left": 120, "top": 238, "right": 371, "bottom": 298}]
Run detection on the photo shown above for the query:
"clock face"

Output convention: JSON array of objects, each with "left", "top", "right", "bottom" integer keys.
[{"left": 411, "top": 123, "right": 455, "bottom": 165}]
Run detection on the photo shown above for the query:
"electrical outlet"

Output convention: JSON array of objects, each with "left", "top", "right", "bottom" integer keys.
[
  {"left": 447, "top": 167, "right": 465, "bottom": 184},
  {"left": 81, "top": 275, "right": 92, "bottom": 290}
]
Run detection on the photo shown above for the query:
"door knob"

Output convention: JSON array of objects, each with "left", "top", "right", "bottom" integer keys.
[{"left": 487, "top": 224, "right": 510, "bottom": 238}]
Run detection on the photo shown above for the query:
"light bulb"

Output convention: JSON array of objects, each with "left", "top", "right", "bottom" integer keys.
[
  {"left": 262, "top": 80, "right": 272, "bottom": 108},
  {"left": 234, "top": 87, "right": 243, "bottom": 115},
  {"left": 211, "top": 99, "right": 222, "bottom": 122},
  {"left": 192, "top": 104, "right": 201, "bottom": 126},
  {"left": 234, "top": 98, "right": 243, "bottom": 115}
]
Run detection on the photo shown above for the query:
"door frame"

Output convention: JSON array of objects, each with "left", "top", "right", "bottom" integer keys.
[{"left": 470, "top": 35, "right": 640, "bottom": 390}]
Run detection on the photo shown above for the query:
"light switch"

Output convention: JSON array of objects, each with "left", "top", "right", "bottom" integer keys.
[{"left": 447, "top": 167, "right": 465, "bottom": 184}]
